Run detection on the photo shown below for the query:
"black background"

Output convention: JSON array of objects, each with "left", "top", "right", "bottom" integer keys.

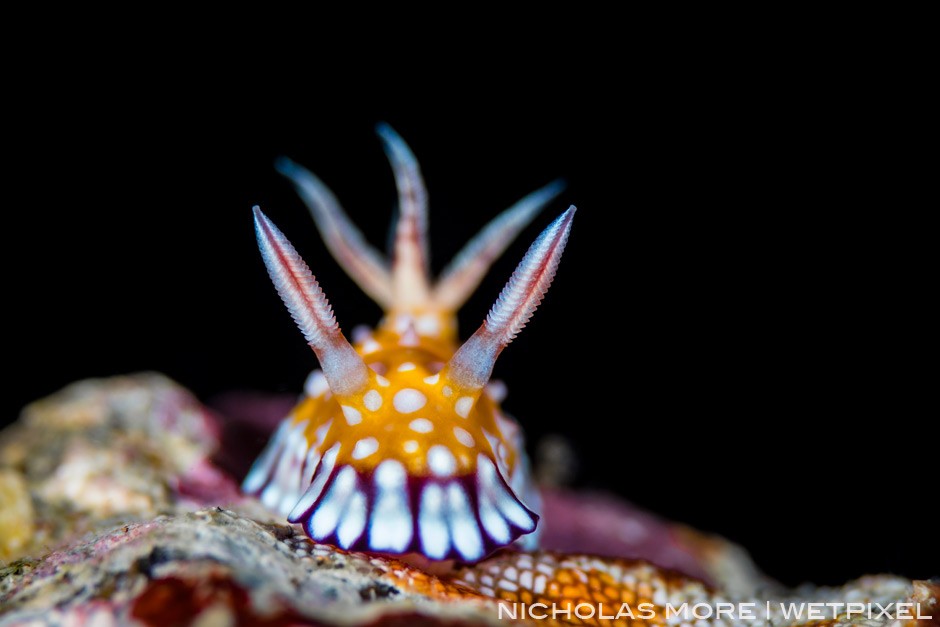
[{"left": 4, "top": 51, "right": 935, "bottom": 587}]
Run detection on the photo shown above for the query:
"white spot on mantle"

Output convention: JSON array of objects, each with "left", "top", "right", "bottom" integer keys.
[
  {"left": 394, "top": 388, "right": 427, "bottom": 413},
  {"left": 341, "top": 405, "right": 362, "bottom": 425},
  {"left": 453, "top": 427, "right": 475, "bottom": 447},
  {"left": 455, "top": 396, "right": 473, "bottom": 418},
  {"left": 409, "top": 418, "right": 433, "bottom": 433},
  {"left": 363, "top": 390, "right": 383, "bottom": 412},
  {"left": 428, "top": 445, "right": 457, "bottom": 477},
  {"left": 352, "top": 437, "right": 379, "bottom": 459}
]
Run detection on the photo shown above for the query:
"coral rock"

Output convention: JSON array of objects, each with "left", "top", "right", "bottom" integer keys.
[{"left": 1, "top": 375, "right": 936, "bottom": 626}]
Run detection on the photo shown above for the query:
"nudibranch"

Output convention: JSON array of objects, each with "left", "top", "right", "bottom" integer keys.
[{"left": 243, "top": 124, "right": 573, "bottom": 564}]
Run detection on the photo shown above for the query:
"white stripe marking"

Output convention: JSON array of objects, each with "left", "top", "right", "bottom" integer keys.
[
  {"left": 260, "top": 482, "right": 281, "bottom": 511},
  {"left": 309, "top": 465, "right": 357, "bottom": 539},
  {"left": 274, "top": 420, "right": 309, "bottom": 515},
  {"left": 447, "top": 482, "right": 483, "bottom": 561},
  {"left": 336, "top": 489, "right": 367, "bottom": 548},
  {"left": 288, "top": 444, "right": 339, "bottom": 522},
  {"left": 300, "top": 448, "right": 321, "bottom": 489},
  {"left": 477, "top": 454, "right": 536, "bottom": 531},
  {"left": 313, "top": 419, "right": 332, "bottom": 445},
  {"left": 496, "top": 488, "right": 534, "bottom": 530},
  {"left": 242, "top": 419, "right": 291, "bottom": 493},
  {"left": 478, "top": 476, "right": 510, "bottom": 545},
  {"left": 369, "top": 460, "right": 413, "bottom": 552},
  {"left": 419, "top": 484, "right": 449, "bottom": 559}
]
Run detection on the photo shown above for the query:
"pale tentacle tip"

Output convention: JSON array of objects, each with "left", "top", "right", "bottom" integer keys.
[
  {"left": 552, "top": 205, "right": 577, "bottom": 232},
  {"left": 540, "top": 178, "right": 567, "bottom": 197},
  {"left": 375, "top": 122, "right": 414, "bottom": 157},
  {"left": 273, "top": 156, "right": 301, "bottom": 177},
  {"left": 374, "top": 121, "right": 399, "bottom": 141}
]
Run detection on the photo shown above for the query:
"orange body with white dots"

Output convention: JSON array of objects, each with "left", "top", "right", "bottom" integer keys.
[
  {"left": 302, "top": 327, "right": 521, "bottom": 481},
  {"left": 243, "top": 124, "right": 573, "bottom": 563}
]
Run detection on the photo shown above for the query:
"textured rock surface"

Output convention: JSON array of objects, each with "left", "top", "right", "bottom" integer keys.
[
  {"left": 1, "top": 507, "right": 496, "bottom": 625},
  {"left": 0, "top": 374, "right": 246, "bottom": 562},
  {"left": 1, "top": 375, "right": 936, "bottom": 626}
]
